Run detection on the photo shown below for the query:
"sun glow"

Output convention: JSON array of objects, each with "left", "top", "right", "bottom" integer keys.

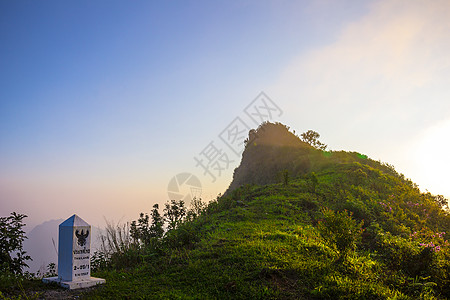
[{"left": 412, "top": 120, "right": 450, "bottom": 197}]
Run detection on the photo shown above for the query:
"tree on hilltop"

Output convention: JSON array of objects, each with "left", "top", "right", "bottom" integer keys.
[{"left": 301, "top": 130, "right": 327, "bottom": 150}]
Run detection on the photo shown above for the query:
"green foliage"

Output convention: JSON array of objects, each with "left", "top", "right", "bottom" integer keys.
[
  {"left": 317, "top": 208, "right": 364, "bottom": 258},
  {"left": 97, "top": 220, "right": 140, "bottom": 270},
  {"left": 278, "top": 169, "right": 290, "bottom": 186},
  {"left": 305, "top": 172, "right": 318, "bottom": 193},
  {"left": 93, "top": 199, "right": 208, "bottom": 271},
  {"left": 44, "top": 263, "right": 57, "bottom": 278},
  {"left": 90, "top": 251, "right": 109, "bottom": 273},
  {"left": 434, "top": 195, "right": 449, "bottom": 210},
  {"left": 130, "top": 213, "right": 150, "bottom": 246},
  {"left": 185, "top": 197, "right": 207, "bottom": 221},
  {"left": 0, "top": 278, "right": 42, "bottom": 300},
  {"left": 376, "top": 232, "right": 433, "bottom": 276},
  {"left": 164, "top": 199, "right": 186, "bottom": 231},
  {"left": 130, "top": 204, "right": 164, "bottom": 250},
  {"left": 163, "top": 220, "right": 201, "bottom": 249},
  {"left": 0, "top": 215, "right": 56, "bottom": 299},
  {"left": 301, "top": 129, "right": 327, "bottom": 150},
  {"left": 0, "top": 213, "right": 31, "bottom": 275},
  {"left": 149, "top": 204, "right": 165, "bottom": 239},
  {"left": 83, "top": 167, "right": 450, "bottom": 298}
]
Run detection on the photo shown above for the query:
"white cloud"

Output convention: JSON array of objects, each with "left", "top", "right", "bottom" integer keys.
[{"left": 272, "top": 0, "right": 450, "bottom": 122}]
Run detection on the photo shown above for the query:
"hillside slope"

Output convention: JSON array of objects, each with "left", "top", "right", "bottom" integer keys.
[
  {"left": 80, "top": 123, "right": 450, "bottom": 299},
  {"left": 10, "top": 123, "right": 447, "bottom": 299}
]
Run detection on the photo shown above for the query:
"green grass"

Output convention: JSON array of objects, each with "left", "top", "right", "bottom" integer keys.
[{"left": 83, "top": 163, "right": 450, "bottom": 299}]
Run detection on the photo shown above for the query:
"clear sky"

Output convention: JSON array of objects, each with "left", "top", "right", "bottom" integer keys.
[{"left": 1, "top": 0, "right": 449, "bottom": 229}]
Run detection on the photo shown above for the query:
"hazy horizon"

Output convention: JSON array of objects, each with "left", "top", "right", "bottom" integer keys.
[{"left": 1, "top": 0, "right": 450, "bottom": 230}]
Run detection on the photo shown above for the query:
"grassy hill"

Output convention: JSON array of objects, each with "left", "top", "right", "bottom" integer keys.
[
  {"left": 3, "top": 122, "right": 450, "bottom": 299},
  {"left": 83, "top": 123, "right": 450, "bottom": 299}
]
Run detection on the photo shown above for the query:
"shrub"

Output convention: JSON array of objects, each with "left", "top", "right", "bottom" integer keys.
[
  {"left": 0, "top": 213, "right": 31, "bottom": 275},
  {"left": 185, "top": 198, "right": 207, "bottom": 221},
  {"left": 164, "top": 200, "right": 186, "bottom": 231},
  {"left": 130, "top": 204, "right": 164, "bottom": 250},
  {"left": 90, "top": 251, "right": 109, "bottom": 272},
  {"left": 305, "top": 172, "right": 318, "bottom": 193},
  {"left": 163, "top": 221, "right": 200, "bottom": 250},
  {"left": 317, "top": 208, "right": 363, "bottom": 258},
  {"left": 97, "top": 220, "right": 140, "bottom": 269},
  {"left": 278, "top": 170, "right": 290, "bottom": 186},
  {"left": 376, "top": 232, "right": 434, "bottom": 277}
]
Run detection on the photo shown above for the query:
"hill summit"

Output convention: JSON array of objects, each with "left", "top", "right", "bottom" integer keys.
[
  {"left": 227, "top": 122, "right": 311, "bottom": 192},
  {"left": 227, "top": 122, "right": 395, "bottom": 193}
]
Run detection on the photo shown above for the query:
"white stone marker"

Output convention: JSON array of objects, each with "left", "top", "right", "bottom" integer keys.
[{"left": 43, "top": 214, "right": 105, "bottom": 289}]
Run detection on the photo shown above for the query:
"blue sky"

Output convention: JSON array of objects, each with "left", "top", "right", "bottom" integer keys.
[{"left": 1, "top": 0, "right": 449, "bottom": 228}]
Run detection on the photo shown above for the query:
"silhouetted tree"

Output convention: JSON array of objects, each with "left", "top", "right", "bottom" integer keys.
[
  {"left": 164, "top": 200, "right": 186, "bottom": 231},
  {"left": 186, "top": 198, "right": 207, "bottom": 221},
  {"left": 130, "top": 213, "right": 150, "bottom": 246},
  {"left": 301, "top": 130, "right": 327, "bottom": 150},
  {"left": 434, "top": 195, "right": 448, "bottom": 209},
  {"left": 0, "top": 212, "right": 31, "bottom": 275},
  {"left": 131, "top": 204, "right": 165, "bottom": 248},
  {"left": 149, "top": 204, "right": 164, "bottom": 239}
]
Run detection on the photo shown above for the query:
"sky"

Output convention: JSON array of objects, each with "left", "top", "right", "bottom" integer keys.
[{"left": 1, "top": 0, "right": 449, "bottom": 230}]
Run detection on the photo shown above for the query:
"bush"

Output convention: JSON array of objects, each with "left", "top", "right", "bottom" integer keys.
[
  {"left": 317, "top": 208, "right": 363, "bottom": 258},
  {"left": 376, "top": 232, "right": 435, "bottom": 277},
  {"left": 130, "top": 204, "right": 164, "bottom": 251},
  {"left": 0, "top": 213, "right": 31, "bottom": 275},
  {"left": 90, "top": 251, "right": 109, "bottom": 272},
  {"left": 163, "top": 221, "right": 200, "bottom": 250},
  {"left": 164, "top": 200, "right": 186, "bottom": 231},
  {"left": 97, "top": 220, "right": 141, "bottom": 270},
  {"left": 186, "top": 197, "right": 207, "bottom": 221}
]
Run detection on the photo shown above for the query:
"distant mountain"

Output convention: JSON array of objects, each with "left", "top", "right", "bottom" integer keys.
[
  {"left": 23, "top": 219, "right": 61, "bottom": 274},
  {"left": 23, "top": 219, "right": 102, "bottom": 274}
]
